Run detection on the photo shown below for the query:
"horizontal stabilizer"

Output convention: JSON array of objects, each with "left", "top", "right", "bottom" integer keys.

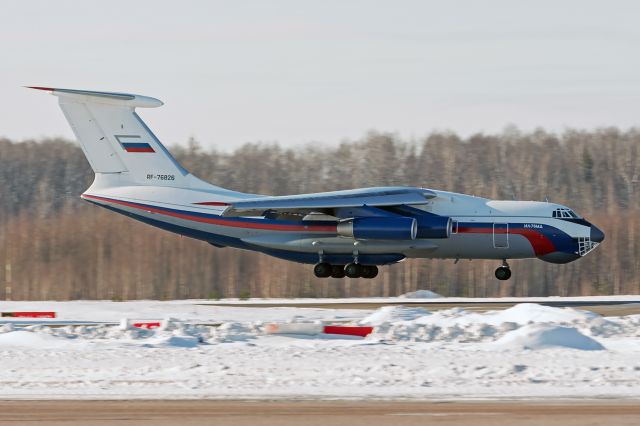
[{"left": 27, "top": 86, "right": 163, "bottom": 108}]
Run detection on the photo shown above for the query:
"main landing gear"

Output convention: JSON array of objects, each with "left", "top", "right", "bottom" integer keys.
[
  {"left": 313, "top": 262, "right": 378, "bottom": 279},
  {"left": 495, "top": 260, "right": 512, "bottom": 281}
]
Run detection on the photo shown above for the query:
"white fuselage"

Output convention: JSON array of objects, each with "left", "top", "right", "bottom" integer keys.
[{"left": 82, "top": 178, "right": 600, "bottom": 266}]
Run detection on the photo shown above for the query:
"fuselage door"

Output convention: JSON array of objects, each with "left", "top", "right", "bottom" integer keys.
[{"left": 493, "top": 223, "right": 509, "bottom": 248}]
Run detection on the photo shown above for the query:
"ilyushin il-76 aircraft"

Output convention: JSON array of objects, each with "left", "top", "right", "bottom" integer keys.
[{"left": 30, "top": 87, "right": 604, "bottom": 281}]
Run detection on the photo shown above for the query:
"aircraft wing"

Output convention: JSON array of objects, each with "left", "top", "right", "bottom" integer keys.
[{"left": 220, "top": 186, "right": 436, "bottom": 217}]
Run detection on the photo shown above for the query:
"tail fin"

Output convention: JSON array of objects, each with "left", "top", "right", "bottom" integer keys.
[{"left": 28, "top": 87, "right": 206, "bottom": 189}]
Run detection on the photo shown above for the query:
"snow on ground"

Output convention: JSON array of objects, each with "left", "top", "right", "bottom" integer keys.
[
  {"left": 492, "top": 324, "right": 605, "bottom": 351},
  {"left": 0, "top": 298, "right": 639, "bottom": 399},
  {"left": 398, "top": 289, "right": 442, "bottom": 298},
  {"left": 359, "top": 306, "right": 431, "bottom": 326}
]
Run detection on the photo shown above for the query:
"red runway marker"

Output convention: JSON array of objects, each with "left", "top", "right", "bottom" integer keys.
[
  {"left": 1, "top": 312, "right": 56, "bottom": 318},
  {"left": 132, "top": 322, "right": 161, "bottom": 329},
  {"left": 323, "top": 325, "right": 373, "bottom": 337}
]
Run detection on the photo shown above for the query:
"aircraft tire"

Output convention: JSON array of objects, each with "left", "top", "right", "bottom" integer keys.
[
  {"left": 331, "top": 265, "right": 346, "bottom": 278},
  {"left": 345, "top": 263, "right": 362, "bottom": 278},
  {"left": 495, "top": 266, "right": 512, "bottom": 280},
  {"left": 361, "top": 265, "right": 379, "bottom": 279},
  {"left": 314, "top": 262, "right": 332, "bottom": 278}
]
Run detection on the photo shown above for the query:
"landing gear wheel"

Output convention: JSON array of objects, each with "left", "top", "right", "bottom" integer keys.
[
  {"left": 331, "top": 265, "right": 346, "bottom": 279},
  {"left": 495, "top": 266, "right": 512, "bottom": 281},
  {"left": 360, "top": 265, "right": 379, "bottom": 279},
  {"left": 314, "top": 262, "right": 332, "bottom": 278},
  {"left": 344, "top": 263, "right": 362, "bottom": 278}
]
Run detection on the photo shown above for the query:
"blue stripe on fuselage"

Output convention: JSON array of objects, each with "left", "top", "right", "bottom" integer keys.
[
  {"left": 94, "top": 201, "right": 404, "bottom": 265},
  {"left": 456, "top": 221, "right": 577, "bottom": 255}
]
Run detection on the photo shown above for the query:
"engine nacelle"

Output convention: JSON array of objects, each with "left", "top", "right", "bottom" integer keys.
[
  {"left": 415, "top": 215, "right": 453, "bottom": 239},
  {"left": 337, "top": 217, "right": 417, "bottom": 240}
]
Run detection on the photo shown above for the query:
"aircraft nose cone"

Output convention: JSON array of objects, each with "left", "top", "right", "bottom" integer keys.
[{"left": 591, "top": 224, "right": 605, "bottom": 243}]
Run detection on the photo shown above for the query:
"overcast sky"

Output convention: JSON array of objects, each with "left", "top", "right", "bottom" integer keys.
[{"left": 2, "top": 0, "right": 639, "bottom": 149}]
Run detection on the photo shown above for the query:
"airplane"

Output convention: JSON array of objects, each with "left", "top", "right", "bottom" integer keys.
[{"left": 29, "top": 87, "right": 604, "bottom": 281}]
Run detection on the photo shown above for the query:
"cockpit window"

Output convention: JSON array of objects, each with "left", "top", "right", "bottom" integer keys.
[{"left": 553, "top": 208, "right": 580, "bottom": 219}]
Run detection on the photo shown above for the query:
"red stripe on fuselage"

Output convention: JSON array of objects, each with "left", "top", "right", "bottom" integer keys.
[
  {"left": 457, "top": 226, "right": 556, "bottom": 256},
  {"left": 82, "top": 194, "right": 337, "bottom": 233}
]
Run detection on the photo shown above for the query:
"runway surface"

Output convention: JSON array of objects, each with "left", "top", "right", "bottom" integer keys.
[
  {"left": 206, "top": 300, "right": 640, "bottom": 317},
  {"left": 1, "top": 400, "right": 639, "bottom": 426}
]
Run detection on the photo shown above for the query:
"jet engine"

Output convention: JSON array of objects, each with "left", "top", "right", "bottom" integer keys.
[
  {"left": 414, "top": 215, "right": 453, "bottom": 239},
  {"left": 337, "top": 217, "right": 417, "bottom": 240}
]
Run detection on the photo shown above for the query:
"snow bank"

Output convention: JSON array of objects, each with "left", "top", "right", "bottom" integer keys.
[
  {"left": 359, "top": 306, "right": 430, "bottom": 326},
  {"left": 145, "top": 335, "right": 200, "bottom": 348},
  {"left": 405, "top": 303, "right": 598, "bottom": 327},
  {"left": 0, "top": 320, "right": 263, "bottom": 349},
  {"left": 369, "top": 318, "right": 517, "bottom": 343},
  {"left": 494, "top": 324, "right": 605, "bottom": 351},
  {"left": 0, "top": 330, "right": 80, "bottom": 349},
  {"left": 487, "top": 303, "right": 598, "bottom": 324},
  {"left": 399, "top": 290, "right": 442, "bottom": 299},
  {"left": 366, "top": 303, "right": 639, "bottom": 345}
]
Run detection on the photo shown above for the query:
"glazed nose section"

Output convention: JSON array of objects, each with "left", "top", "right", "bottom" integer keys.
[{"left": 590, "top": 224, "right": 605, "bottom": 243}]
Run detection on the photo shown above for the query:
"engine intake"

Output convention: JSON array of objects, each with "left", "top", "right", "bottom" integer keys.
[{"left": 337, "top": 217, "right": 417, "bottom": 240}]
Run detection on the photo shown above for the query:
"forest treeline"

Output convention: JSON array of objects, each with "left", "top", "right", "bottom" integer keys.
[{"left": 0, "top": 127, "right": 638, "bottom": 300}]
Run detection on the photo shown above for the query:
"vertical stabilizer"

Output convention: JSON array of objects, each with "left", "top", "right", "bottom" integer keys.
[{"left": 29, "top": 87, "right": 204, "bottom": 189}]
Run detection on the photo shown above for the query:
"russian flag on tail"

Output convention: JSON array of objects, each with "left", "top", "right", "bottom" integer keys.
[
  {"left": 115, "top": 135, "right": 155, "bottom": 153},
  {"left": 121, "top": 142, "right": 155, "bottom": 153}
]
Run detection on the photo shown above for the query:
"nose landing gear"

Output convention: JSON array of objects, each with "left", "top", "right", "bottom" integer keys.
[{"left": 495, "top": 260, "right": 512, "bottom": 281}]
